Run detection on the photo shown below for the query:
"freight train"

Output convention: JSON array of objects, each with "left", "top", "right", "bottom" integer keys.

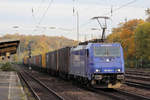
[{"left": 23, "top": 41, "right": 125, "bottom": 88}]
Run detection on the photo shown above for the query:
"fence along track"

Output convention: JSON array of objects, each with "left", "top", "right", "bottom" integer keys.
[{"left": 18, "top": 70, "right": 64, "bottom": 100}]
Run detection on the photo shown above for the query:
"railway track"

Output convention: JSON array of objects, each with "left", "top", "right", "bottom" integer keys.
[
  {"left": 18, "top": 65, "right": 150, "bottom": 100},
  {"left": 18, "top": 70, "right": 64, "bottom": 100},
  {"left": 79, "top": 83, "right": 150, "bottom": 100},
  {"left": 125, "top": 74, "right": 150, "bottom": 81},
  {"left": 126, "top": 72, "right": 150, "bottom": 77},
  {"left": 126, "top": 69, "right": 150, "bottom": 73},
  {"left": 125, "top": 80, "right": 150, "bottom": 90},
  {"left": 90, "top": 88, "right": 150, "bottom": 100},
  {"left": 126, "top": 70, "right": 150, "bottom": 74}
]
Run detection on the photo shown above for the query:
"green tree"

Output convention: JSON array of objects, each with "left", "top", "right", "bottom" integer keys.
[
  {"left": 146, "top": 8, "right": 150, "bottom": 22},
  {"left": 134, "top": 22, "right": 150, "bottom": 67}
]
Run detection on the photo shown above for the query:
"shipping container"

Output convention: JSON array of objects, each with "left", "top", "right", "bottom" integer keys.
[
  {"left": 35, "top": 55, "right": 42, "bottom": 67},
  {"left": 46, "top": 52, "right": 51, "bottom": 73},
  {"left": 24, "top": 57, "right": 29, "bottom": 66},
  {"left": 51, "top": 51, "right": 58, "bottom": 75},
  {"left": 46, "top": 51, "right": 58, "bottom": 75},
  {"left": 23, "top": 57, "right": 27, "bottom": 65},
  {"left": 30, "top": 56, "right": 34, "bottom": 66},
  {"left": 58, "top": 47, "right": 71, "bottom": 78},
  {"left": 41, "top": 53, "right": 46, "bottom": 68}
]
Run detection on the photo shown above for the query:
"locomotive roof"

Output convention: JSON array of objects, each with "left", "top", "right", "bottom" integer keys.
[{"left": 72, "top": 43, "right": 121, "bottom": 51}]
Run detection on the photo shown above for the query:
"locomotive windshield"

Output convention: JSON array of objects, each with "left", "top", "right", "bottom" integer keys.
[{"left": 94, "top": 46, "right": 121, "bottom": 57}]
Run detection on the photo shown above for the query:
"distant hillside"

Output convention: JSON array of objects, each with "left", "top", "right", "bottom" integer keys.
[{"left": 0, "top": 34, "right": 78, "bottom": 61}]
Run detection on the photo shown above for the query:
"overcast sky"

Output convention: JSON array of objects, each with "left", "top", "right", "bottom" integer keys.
[{"left": 0, "top": 0, "right": 149, "bottom": 41}]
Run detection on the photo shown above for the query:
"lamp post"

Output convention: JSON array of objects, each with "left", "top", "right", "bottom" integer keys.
[
  {"left": 72, "top": 0, "right": 79, "bottom": 41},
  {"left": 76, "top": 11, "right": 79, "bottom": 41},
  {"left": 28, "top": 41, "right": 32, "bottom": 70}
]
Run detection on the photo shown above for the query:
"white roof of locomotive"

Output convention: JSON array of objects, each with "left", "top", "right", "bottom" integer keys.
[{"left": 71, "top": 43, "right": 121, "bottom": 51}]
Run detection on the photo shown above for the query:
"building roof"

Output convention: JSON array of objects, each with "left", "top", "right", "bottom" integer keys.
[{"left": 0, "top": 39, "right": 20, "bottom": 56}]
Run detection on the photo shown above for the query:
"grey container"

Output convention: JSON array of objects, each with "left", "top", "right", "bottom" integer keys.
[{"left": 58, "top": 47, "right": 71, "bottom": 77}]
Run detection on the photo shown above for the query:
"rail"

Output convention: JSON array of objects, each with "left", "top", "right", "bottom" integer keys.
[{"left": 18, "top": 70, "right": 65, "bottom": 100}]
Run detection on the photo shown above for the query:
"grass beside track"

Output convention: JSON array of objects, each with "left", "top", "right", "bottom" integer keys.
[{"left": 0, "top": 62, "right": 16, "bottom": 71}]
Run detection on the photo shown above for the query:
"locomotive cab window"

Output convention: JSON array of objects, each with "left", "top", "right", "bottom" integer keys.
[{"left": 94, "top": 46, "right": 121, "bottom": 57}]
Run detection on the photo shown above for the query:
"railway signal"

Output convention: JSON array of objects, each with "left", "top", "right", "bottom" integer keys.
[{"left": 28, "top": 41, "right": 32, "bottom": 70}]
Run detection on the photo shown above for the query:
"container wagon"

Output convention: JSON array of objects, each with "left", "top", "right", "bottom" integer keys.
[
  {"left": 58, "top": 47, "right": 71, "bottom": 79},
  {"left": 23, "top": 42, "right": 125, "bottom": 88}
]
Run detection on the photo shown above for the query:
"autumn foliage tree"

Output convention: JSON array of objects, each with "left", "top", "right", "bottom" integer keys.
[
  {"left": 134, "top": 22, "right": 150, "bottom": 67},
  {"left": 0, "top": 34, "right": 78, "bottom": 62},
  {"left": 107, "top": 19, "right": 144, "bottom": 67}
]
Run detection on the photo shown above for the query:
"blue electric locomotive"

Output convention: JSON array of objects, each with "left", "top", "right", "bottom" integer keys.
[{"left": 69, "top": 43, "right": 125, "bottom": 88}]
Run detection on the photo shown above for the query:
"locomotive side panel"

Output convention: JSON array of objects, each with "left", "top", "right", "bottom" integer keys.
[{"left": 69, "top": 49, "right": 87, "bottom": 78}]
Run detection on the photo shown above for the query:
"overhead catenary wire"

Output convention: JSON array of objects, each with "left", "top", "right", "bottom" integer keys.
[
  {"left": 38, "top": 0, "right": 54, "bottom": 25},
  {"left": 104, "top": 0, "right": 138, "bottom": 35},
  {"left": 79, "top": 0, "right": 138, "bottom": 29},
  {"left": 77, "top": 0, "right": 138, "bottom": 41},
  {"left": 31, "top": 0, "right": 54, "bottom": 35},
  {"left": 37, "top": 0, "right": 46, "bottom": 15},
  {"left": 32, "top": 0, "right": 54, "bottom": 26},
  {"left": 31, "top": 0, "right": 46, "bottom": 25},
  {"left": 32, "top": 8, "right": 37, "bottom": 25},
  {"left": 31, "top": 0, "right": 138, "bottom": 40},
  {"left": 105, "top": 0, "right": 138, "bottom": 16}
]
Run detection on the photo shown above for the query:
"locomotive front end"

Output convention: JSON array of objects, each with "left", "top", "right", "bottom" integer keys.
[{"left": 90, "top": 43, "right": 125, "bottom": 88}]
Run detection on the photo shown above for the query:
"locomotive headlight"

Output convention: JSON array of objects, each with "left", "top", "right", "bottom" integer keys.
[
  {"left": 96, "top": 69, "right": 100, "bottom": 72},
  {"left": 117, "top": 69, "right": 121, "bottom": 72},
  {"left": 106, "top": 59, "right": 110, "bottom": 62}
]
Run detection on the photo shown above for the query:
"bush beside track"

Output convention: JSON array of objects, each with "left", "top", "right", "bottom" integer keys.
[{"left": 0, "top": 62, "right": 15, "bottom": 71}]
